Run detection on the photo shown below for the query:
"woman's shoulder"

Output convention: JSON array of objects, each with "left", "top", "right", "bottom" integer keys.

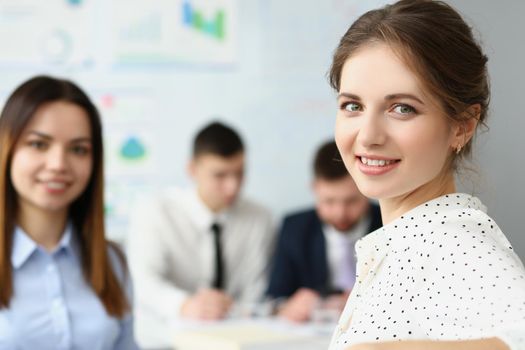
[
  {"left": 390, "top": 194, "right": 518, "bottom": 262},
  {"left": 406, "top": 193, "right": 504, "bottom": 244},
  {"left": 436, "top": 200, "right": 510, "bottom": 246},
  {"left": 423, "top": 202, "right": 524, "bottom": 270}
]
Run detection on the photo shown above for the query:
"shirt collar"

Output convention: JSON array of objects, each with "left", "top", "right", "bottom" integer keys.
[
  {"left": 11, "top": 223, "right": 78, "bottom": 269},
  {"left": 324, "top": 213, "right": 371, "bottom": 242},
  {"left": 385, "top": 192, "right": 485, "bottom": 230},
  {"left": 188, "top": 187, "right": 233, "bottom": 231},
  {"left": 56, "top": 223, "right": 80, "bottom": 257},
  {"left": 356, "top": 192, "right": 486, "bottom": 253},
  {"left": 11, "top": 227, "right": 37, "bottom": 269}
]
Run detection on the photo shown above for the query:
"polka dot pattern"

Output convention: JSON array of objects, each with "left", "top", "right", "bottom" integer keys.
[{"left": 329, "top": 193, "right": 525, "bottom": 349}]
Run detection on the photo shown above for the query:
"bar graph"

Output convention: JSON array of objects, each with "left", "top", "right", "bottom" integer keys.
[{"left": 182, "top": 0, "right": 225, "bottom": 41}]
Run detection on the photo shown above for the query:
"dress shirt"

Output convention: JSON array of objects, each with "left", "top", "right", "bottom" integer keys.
[
  {"left": 329, "top": 193, "right": 525, "bottom": 350},
  {"left": 324, "top": 215, "right": 370, "bottom": 291},
  {"left": 0, "top": 225, "right": 138, "bottom": 350},
  {"left": 127, "top": 187, "right": 275, "bottom": 346}
]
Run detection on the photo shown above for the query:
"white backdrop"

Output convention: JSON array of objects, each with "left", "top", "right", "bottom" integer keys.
[{"left": 0, "top": 0, "right": 523, "bottom": 259}]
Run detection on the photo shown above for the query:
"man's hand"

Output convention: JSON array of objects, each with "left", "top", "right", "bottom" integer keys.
[
  {"left": 180, "top": 288, "right": 233, "bottom": 320},
  {"left": 277, "top": 288, "right": 320, "bottom": 323}
]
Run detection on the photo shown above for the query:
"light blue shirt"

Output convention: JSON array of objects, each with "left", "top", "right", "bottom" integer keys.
[{"left": 0, "top": 225, "right": 139, "bottom": 350}]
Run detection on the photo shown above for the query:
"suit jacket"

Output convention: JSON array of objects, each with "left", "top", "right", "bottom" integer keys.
[{"left": 267, "top": 203, "right": 382, "bottom": 298}]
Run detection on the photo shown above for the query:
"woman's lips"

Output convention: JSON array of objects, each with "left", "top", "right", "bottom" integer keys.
[
  {"left": 38, "top": 180, "right": 70, "bottom": 193},
  {"left": 356, "top": 156, "right": 400, "bottom": 176}
]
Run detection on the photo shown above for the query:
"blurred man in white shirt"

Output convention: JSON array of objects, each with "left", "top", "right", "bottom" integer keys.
[{"left": 127, "top": 121, "right": 275, "bottom": 347}]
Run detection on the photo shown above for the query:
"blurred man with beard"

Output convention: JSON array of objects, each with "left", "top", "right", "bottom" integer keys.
[{"left": 267, "top": 140, "right": 381, "bottom": 322}]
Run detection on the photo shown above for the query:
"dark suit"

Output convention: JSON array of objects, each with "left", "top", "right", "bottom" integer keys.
[{"left": 267, "top": 203, "right": 382, "bottom": 298}]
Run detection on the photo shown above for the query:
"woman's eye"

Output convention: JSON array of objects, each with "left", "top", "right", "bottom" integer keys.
[
  {"left": 29, "top": 140, "right": 47, "bottom": 150},
  {"left": 71, "top": 145, "right": 90, "bottom": 155},
  {"left": 393, "top": 104, "right": 416, "bottom": 115},
  {"left": 344, "top": 102, "right": 362, "bottom": 112}
]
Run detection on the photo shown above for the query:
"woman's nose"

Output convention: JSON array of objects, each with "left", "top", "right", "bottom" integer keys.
[
  {"left": 356, "top": 112, "right": 387, "bottom": 148},
  {"left": 46, "top": 146, "right": 68, "bottom": 172}
]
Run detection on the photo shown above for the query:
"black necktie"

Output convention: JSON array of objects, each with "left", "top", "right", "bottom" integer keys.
[{"left": 211, "top": 223, "right": 224, "bottom": 289}]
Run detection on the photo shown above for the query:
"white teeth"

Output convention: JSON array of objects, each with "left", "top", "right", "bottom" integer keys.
[
  {"left": 46, "top": 181, "right": 66, "bottom": 189},
  {"left": 361, "top": 156, "right": 396, "bottom": 167}
]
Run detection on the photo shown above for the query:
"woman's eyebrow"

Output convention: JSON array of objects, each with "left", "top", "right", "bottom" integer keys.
[
  {"left": 26, "top": 131, "right": 52, "bottom": 140},
  {"left": 385, "top": 93, "right": 424, "bottom": 104},
  {"left": 26, "top": 131, "right": 91, "bottom": 143},
  {"left": 337, "top": 92, "right": 362, "bottom": 101}
]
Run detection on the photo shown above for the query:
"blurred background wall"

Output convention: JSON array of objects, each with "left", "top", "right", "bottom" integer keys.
[
  {"left": 448, "top": 0, "right": 525, "bottom": 260},
  {"left": 0, "top": 0, "right": 523, "bottom": 259}
]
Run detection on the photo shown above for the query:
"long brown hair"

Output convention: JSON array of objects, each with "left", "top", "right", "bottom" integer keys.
[
  {"left": 329, "top": 0, "right": 490, "bottom": 167},
  {"left": 0, "top": 75, "right": 128, "bottom": 317}
]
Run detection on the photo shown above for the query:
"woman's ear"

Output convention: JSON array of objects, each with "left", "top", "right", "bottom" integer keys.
[{"left": 452, "top": 104, "right": 481, "bottom": 150}]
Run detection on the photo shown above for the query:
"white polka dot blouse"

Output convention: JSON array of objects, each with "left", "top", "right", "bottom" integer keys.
[{"left": 329, "top": 193, "right": 525, "bottom": 350}]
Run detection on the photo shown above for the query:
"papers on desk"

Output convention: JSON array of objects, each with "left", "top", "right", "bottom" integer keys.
[{"left": 173, "top": 321, "right": 330, "bottom": 350}]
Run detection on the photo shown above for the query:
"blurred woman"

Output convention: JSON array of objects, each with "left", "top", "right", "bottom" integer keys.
[{"left": 0, "top": 76, "right": 139, "bottom": 349}]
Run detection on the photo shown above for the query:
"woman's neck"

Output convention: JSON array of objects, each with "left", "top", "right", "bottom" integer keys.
[
  {"left": 379, "top": 171, "right": 457, "bottom": 225},
  {"left": 17, "top": 206, "right": 68, "bottom": 252}
]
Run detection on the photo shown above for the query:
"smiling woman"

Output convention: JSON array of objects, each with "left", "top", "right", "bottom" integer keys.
[
  {"left": 10, "top": 101, "right": 94, "bottom": 229},
  {"left": 327, "top": 1, "right": 525, "bottom": 350},
  {"left": 335, "top": 43, "right": 460, "bottom": 219},
  {"left": 0, "top": 76, "right": 139, "bottom": 349}
]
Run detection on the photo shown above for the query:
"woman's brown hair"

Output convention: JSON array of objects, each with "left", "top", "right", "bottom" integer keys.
[
  {"left": 329, "top": 0, "right": 490, "bottom": 165},
  {"left": 0, "top": 75, "right": 128, "bottom": 317}
]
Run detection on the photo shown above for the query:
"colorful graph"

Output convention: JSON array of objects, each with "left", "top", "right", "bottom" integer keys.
[
  {"left": 182, "top": 0, "right": 225, "bottom": 40},
  {"left": 119, "top": 136, "right": 147, "bottom": 161},
  {"left": 110, "top": 0, "right": 236, "bottom": 65},
  {"left": 67, "top": 0, "right": 83, "bottom": 6}
]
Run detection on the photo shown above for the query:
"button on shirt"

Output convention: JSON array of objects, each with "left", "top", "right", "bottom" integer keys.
[
  {"left": 0, "top": 225, "right": 138, "bottom": 350},
  {"left": 329, "top": 193, "right": 525, "bottom": 350}
]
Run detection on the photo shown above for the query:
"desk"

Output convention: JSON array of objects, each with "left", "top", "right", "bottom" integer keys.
[
  {"left": 137, "top": 314, "right": 333, "bottom": 350},
  {"left": 172, "top": 318, "right": 332, "bottom": 350}
]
